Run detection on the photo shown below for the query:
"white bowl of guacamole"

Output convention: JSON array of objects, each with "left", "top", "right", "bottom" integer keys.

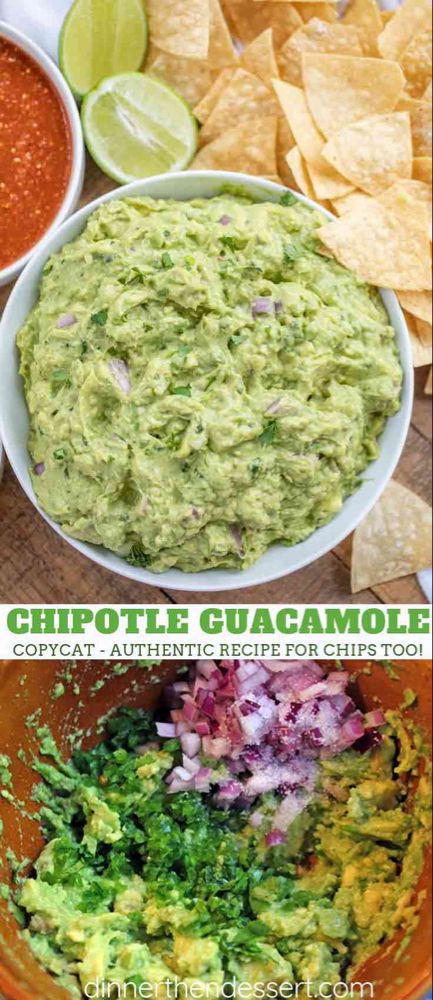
[{"left": 0, "top": 172, "right": 413, "bottom": 591}]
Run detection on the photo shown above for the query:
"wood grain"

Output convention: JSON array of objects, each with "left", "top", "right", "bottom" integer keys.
[{"left": 0, "top": 158, "right": 431, "bottom": 605}]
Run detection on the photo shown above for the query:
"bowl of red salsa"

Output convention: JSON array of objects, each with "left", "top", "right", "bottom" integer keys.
[{"left": 0, "top": 21, "right": 85, "bottom": 287}]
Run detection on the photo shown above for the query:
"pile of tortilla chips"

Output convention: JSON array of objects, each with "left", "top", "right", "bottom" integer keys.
[{"left": 143, "top": 0, "right": 432, "bottom": 391}]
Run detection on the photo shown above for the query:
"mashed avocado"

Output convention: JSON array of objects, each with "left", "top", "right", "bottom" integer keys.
[
  {"left": 17, "top": 706, "right": 430, "bottom": 999},
  {"left": 18, "top": 193, "right": 402, "bottom": 572}
]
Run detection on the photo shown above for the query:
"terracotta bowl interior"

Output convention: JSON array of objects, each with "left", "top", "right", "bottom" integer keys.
[{"left": 0, "top": 659, "right": 431, "bottom": 1000}]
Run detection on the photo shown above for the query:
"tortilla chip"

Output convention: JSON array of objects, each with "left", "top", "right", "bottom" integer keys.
[
  {"left": 146, "top": 0, "right": 210, "bottom": 59},
  {"left": 199, "top": 68, "right": 278, "bottom": 144},
  {"left": 425, "top": 367, "right": 432, "bottom": 393},
  {"left": 416, "top": 317, "right": 433, "bottom": 346},
  {"left": 286, "top": 146, "right": 316, "bottom": 197},
  {"left": 240, "top": 28, "right": 280, "bottom": 86},
  {"left": 381, "top": 11, "right": 394, "bottom": 26},
  {"left": 423, "top": 80, "right": 432, "bottom": 102},
  {"left": 331, "top": 191, "right": 373, "bottom": 215},
  {"left": 294, "top": 2, "right": 338, "bottom": 22},
  {"left": 194, "top": 68, "right": 235, "bottom": 124},
  {"left": 221, "top": 0, "right": 303, "bottom": 47},
  {"left": 318, "top": 191, "right": 432, "bottom": 290},
  {"left": 146, "top": 49, "right": 213, "bottom": 107},
  {"left": 404, "top": 308, "right": 432, "bottom": 363},
  {"left": 398, "top": 98, "right": 432, "bottom": 158},
  {"left": 279, "top": 19, "right": 366, "bottom": 87},
  {"left": 190, "top": 115, "right": 278, "bottom": 174},
  {"left": 322, "top": 112, "right": 413, "bottom": 196},
  {"left": 209, "top": 0, "right": 238, "bottom": 69},
  {"left": 342, "top": 0, "right": 382, "bottom": 47},
  {"left": 351, "top": 480, "right": 432, "bottom": 593},
  {"left": 405, "top": 311, "right": 433, "bottom": 366},
  {"left": 273, "top": 81, "right": 354, "bottom": 196},
  {"left": 272, "top": 80, "right": 322, "bottom": 162},
  {"left": 379, "top": 180, "right": 433, "bottom": 231},
  {"left": 399, "top": 25, "right": 433, "bottom": 98},
  {"left": 302, "top": 54, "right": 405, "bottom": 138},
  {"left": 413, "top": 157, "right": 433, "bottom": 184},
  {"left": 307, "top": 160, "right": 355, "bottom": 200},
  {"left": 378, "top": 0, "right": 432, "bottom": 62},
  {"left": 277, "top": 115, "right": 297, "bottom": 185},
  {"left": 380, "top": 179, "right": 432, "bottom": 232},
  {"left": 398, "top": 290, "right": 432, "bottom": 325}
]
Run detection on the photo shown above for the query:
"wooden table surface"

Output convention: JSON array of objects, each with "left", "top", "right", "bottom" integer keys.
[{"left": 0, "top": 159, "right": 431, "bottom": 606}]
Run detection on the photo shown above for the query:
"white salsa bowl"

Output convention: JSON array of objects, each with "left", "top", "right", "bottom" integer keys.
[
  {"left": 0, "top": 172, "right": 414, "bottom": 592},
  {"left": 0, "top": 20, "right": 85, "bottom": 288}
]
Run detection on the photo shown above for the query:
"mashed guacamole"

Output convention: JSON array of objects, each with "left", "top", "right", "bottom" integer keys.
[
  {"left": 18, "top": 194, "right": 402, "bottom": 572},
  {"left": 18, "top": 704, "right": 431, "bottom": 1000}
]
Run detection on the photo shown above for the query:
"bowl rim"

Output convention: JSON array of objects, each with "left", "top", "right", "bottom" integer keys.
[
  {"left": 0, "top": 20, "right": 85, "bottom": 287},
  {"left": 0, "top": 170, "right": 414, "bottom": 592}
]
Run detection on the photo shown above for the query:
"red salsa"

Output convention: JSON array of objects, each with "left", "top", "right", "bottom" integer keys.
[{"left": 0, "top": 36, "right": 72, "bottom": 271}]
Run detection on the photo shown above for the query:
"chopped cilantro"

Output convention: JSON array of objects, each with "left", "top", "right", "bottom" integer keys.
[
  {"left": 127, "top": 544, "right": 150, "bottom": 568},
  {"left": 259, "top": 420, "right": 277, "bottom": 445},
  {"left": 280, "top": 191, "right": 298, "bottom": 206},
  {"left": 173, "top": 386, "right": 192, "bottom": 397},
  {"left": 51, "top": 370, "right": 70, "bottom": 384},
  {"left": 284, "top": 244, "right": 301, "bottom": 263},
  {"left": 220, "top": 235, "right": 237, "bottom": 250},
  {"left": 90, "top": 309, "right": 108, "bottom": 326},
  {"left": 161, "top": 252, "right": 174, "bottom": 269}
]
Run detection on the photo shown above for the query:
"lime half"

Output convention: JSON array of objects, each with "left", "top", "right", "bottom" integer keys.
[
  {"left": 60, "top": 0, "right": 148, "bottom": 99},
  {"left": 81, "top": 74, "right": 198, "bottom": 183}
]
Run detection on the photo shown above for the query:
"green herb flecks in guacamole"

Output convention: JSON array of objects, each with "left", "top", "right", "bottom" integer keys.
[
  {"left": 17, "top": 707, "right": 431, "bottom": 1000},
  {"left": 18, "top": 195, "right": 402, "bottom": 572}
]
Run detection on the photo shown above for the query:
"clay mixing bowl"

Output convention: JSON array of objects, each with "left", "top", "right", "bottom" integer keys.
[{"left": 0, "top": 659, "right": 431, "bottom": 1000}]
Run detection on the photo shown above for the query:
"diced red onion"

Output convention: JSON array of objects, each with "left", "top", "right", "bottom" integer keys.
[
  {"left": 196, "top": 767, "right": 211, "bottom": 782},
  {"left": 266, "top": 830, "right": 286, "bottom": 847},
  {"left": 197, "top": 660, "right": 219, "bottom": 680},
  {"left": 161, "top": 657, "right": 382, "bottom": 830},
  {"left": 250, "top": 811, "right": 264, "bottom": 828},
  {"left": 236, "top": 661, "right": 260, "bottom": 682},
  {"left": 340, "top": 713, "right": 366, "bottom": 744},
  {"left": 182, "top": 754, "right": 201, "bottom": 775},
  {"left": 168, "top": 776, "right": 195, "bottom": 794},
  {"left": 196, "top": 721, "right": 211, "bottom": 736},
  {"left": 174, "top": 721, "right": 190, "bottom": 736},
  {"left": 181, "top": 698, "right": 199, "bottom": 724},
  {"left": 181, "top": 732, "right": 201, "bottom": 758},
  {"left": 252, "top": 297, "right": 274, "bottom": 317},
  {"left": 172, "top": 766, "right": 194, "bottom": 782},
  {"left": 218, "top": 215, "right": 232, "bottom": 225},
  {"left": 108, "top": 359, "right": 130, "bottom": 394},
  {"left": 34, "top": 463, "right": 45, "bottom": 476},
  {"left": 230, "top": 525, "right": 244, "bottom": 555},
  {"left": 57, "top": 313, "right": 77, "bottom": 329},
  {"left": 266, "top": 398, "right": 283, "bottom": 415},
  {"left": 172, "top": 681, "right": 190, "bottom": 694},
  {"left": 156, "top": 722, "right": 176, "bottom": 738},
  {"left": 216, "top": 780, "right": 243, "bottom": 801},
  {"left": 202, "top": 736, "right": 231, "bottom": 758},
  {"left": 199, "top": 692, "right": 216, "bottom": 717},
  {"left": 364, "top": 710, "right": 386, "bottom": 730}
]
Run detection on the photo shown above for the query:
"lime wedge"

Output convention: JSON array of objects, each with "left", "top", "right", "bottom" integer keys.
[
  {"left": 60, "top": 0, "right": 148, "bottom": 99},
  {"left": 81, "top": 74, "right": 198, "bottom": 183}
]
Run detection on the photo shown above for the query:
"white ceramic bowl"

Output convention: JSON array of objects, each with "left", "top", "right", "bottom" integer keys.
[
  {"left": 0, "top": 21, "right": 85, "bottom": 288},
  {"left": 0, "top": 171, "right": 413, "bottom": 592}
]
